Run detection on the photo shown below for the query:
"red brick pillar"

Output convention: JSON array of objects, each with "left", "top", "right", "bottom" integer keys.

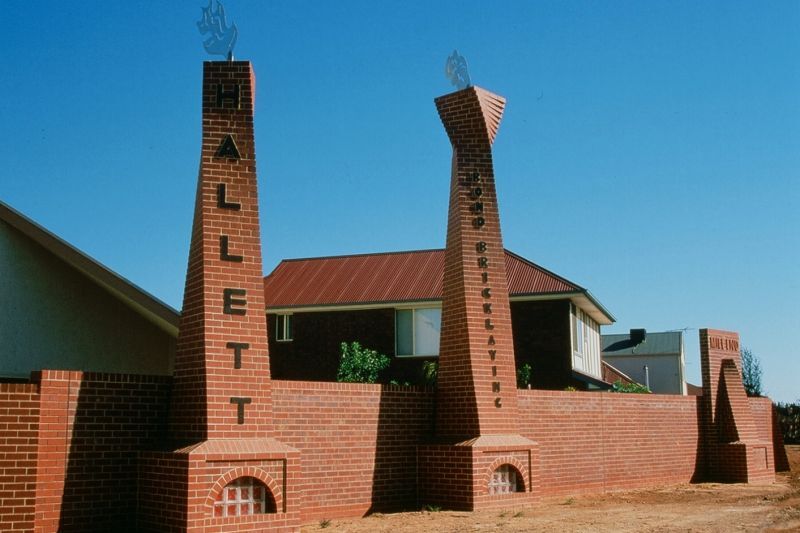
[
  {"left": 419, "top": 87, "right": 537, "bottom": 511},
  {"left": 434, "top": 86, "right": 519, "bottom": 439},
  {"left": 699, "top": 329, "right": 773, "bottom": 483},
  {"left": 139, "top": 61, "right": 299, "bottom": 532},
  {"left": 170, "top": 61, "right": 272, "bottom": 442},
  {"left": 33, "top": 370, "right": 82, "bottom": 533}
]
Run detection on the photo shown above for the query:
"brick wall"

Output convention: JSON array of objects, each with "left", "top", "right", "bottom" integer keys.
[
  {"left": 749, "top": 396, "right": 790, "bottom": 472},
  {"left": 0, "top": 382, "right": 39, "bottom": 532},
  {"left": 272, "top": 380, "right": 435, "bottom": 521},
  {"left": 33, "top": 371, "right": 170, "bottom": 532},
  {"left": 5, "top": 372, "right": 788, "bottom": 528},
  {"left": 517, "top": 389, "right": 703, "bottom": 496},
  {"left": 268, "top": 309, "right": 438, "bottom": 385}
]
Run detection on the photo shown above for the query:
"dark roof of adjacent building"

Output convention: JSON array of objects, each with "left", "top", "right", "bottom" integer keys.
[
  {"left": 602, "top": 331, "right": 683, "bottom": 357},
  {"left": 264, "top": 249, "right": 615, "bottom": 324},
  {"left": 0, "top": 201, "right": 179, "bottom": 335}
]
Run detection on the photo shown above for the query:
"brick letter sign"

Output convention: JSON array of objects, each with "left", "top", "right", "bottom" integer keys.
[
  {"left": 699, "top": 328, "right": 773, "bottom": 484},
  {"left": 170, "top": 61, "right": 272, "bottom": 441},
  {"left": 434, "top": 86, "right": 519, "bottom": 438},
  {"left": 139, "top": 62, "right": 299, "bottom": 533},
  {"left": 418, "top": 86, "right": 538, "bottom": 512}
]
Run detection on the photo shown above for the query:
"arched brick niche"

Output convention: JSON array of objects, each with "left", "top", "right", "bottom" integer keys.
[
  {"left": 206, "top": 467, "right": 282, "bottom": 517},
  {"left": 485, "top": 458, "right": 527, "bottom": 495}
]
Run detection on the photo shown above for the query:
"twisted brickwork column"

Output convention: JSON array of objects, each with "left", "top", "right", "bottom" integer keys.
[{"left": 434, "top": 87, "right": 519, "bottom": 439}]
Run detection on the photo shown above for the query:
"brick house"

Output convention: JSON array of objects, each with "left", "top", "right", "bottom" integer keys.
[
  {"left": 602, "top": 329, "right": 689, "bottom": 394},
  {"left": 264, "top": 248, "right": 615, "bottom": 389},
  {"left": 2, "top": 199, "right": 615, "bottom": 392}
]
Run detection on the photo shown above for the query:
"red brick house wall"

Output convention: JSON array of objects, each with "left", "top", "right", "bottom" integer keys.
[
  {"left": 267, "top": 309, "right": 396, "bottom": 381},
  {"left": 0, "top": 382, "right": 39, "bottom": 532},
  {"left": 511, "top": 300, "right": 574, "bottom": 389},
  {"left": 270, "top": 301, "right": 581, "bottom": 387}
]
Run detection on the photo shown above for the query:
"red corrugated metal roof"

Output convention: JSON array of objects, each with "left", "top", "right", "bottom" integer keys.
[{"left": 264, "top": 249, "right": 582, "bottom": 308}]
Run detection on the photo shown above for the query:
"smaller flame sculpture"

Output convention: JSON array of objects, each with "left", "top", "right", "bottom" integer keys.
[
  {"left": 198, "top": 0, "right": 238, "bottom": 60},
  {"left": 445, "top": 50, "right": 471, "bottom": 90}
]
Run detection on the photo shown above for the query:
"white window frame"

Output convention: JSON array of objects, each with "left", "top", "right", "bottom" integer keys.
[
  {"left": 395, "top": 307, "right": 441, "bottom": 357},
  {"left": 275, "top": 314, "right": 293, "bottom": 342},
  {"left": 571, "top": 303, "right": 600, "bottom": 378}
]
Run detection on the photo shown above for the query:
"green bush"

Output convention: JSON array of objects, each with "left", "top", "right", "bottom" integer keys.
[
  {"left": 336, "top": 341, "right": 391, "bottom": 383},
  {"left": 611, "top": 379, "right": 651, "bottom": 394},
  {"left": 422, "top": 360, "right": 438, "bottom": 386},
  {"left": 775, "top": 402, "right": 800, "bottom": 444},
  {"left": 516, "top": 363, "right": 532, "bottom": 389}
]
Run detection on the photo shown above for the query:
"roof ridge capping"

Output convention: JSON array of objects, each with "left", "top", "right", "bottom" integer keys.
[{"left": 273, "top": 248, "right": 446, "bottom": 265}]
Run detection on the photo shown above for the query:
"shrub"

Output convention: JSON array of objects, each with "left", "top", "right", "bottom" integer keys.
[
  {"left": 516, "top": 363, "right": 532, "bottom": 389},
  {"left": 741, "top": 347, "right": 764, "bottom": 397},
  {"left": 775, "top": 401, "right": 800, "bottom": 444},
  {"left": 422, "top": 360, "right": 438, "bottom": 386},
  {"left": 611, "top": 379, "right": 651, "bottom": 394},
  {"left": 336, "top": 341, "right": 391, "bottom": 383}
]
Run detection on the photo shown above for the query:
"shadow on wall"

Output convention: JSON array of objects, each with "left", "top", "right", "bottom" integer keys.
[
  {"left": 692, "top": 395, "right": 706, "bottom": 482},
  {"left": 773, "top": 405, "right": 791, "bottom": 471},
  {"left": 58, "top": 375, "right": 170, "bottom": 533},
  {"left": 369, "top": 385, "right": 436, "bottom": 514}
]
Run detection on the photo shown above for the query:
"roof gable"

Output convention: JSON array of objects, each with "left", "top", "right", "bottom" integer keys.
[{"left": 0, "top": 201, "right": 179, "bottom": 335}]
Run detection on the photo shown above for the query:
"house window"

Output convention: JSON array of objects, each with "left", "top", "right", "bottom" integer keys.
[
  {"left": 571, "top": 303, "right": 600, "bottom": 378},
  {"left": 395, "top": 308, "right": 441, "bottom": 357},
  {"left": 275, "top": 314, "right": 293, "bottom": 342}
]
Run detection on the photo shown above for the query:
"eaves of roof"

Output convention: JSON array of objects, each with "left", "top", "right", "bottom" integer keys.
[{"left": 0, "top": 201, "right": 179, "bottom": 336}]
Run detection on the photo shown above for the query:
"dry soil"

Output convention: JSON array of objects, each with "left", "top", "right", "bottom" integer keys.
[{"left": 302, "top": 445, "right": 800, "bottom": 532}]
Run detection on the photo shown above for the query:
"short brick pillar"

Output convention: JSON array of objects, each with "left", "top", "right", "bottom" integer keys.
[
  {"left": 138, "top": 61, "right": 299, "bottom": 532},
  {"left": 419, "top": 86, "right": 538, "bottom": 510},
  {"left": 700, "top": 328, "right": 773, "bottom": 484}
]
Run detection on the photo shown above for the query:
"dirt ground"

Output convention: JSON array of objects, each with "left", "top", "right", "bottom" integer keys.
[{"left": 303, "top": 445, "right": 800, "bottom": 532}]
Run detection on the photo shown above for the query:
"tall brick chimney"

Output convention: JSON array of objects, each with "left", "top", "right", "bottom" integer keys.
[
  {"left": 418, "top": 86, "right": 538, "bottom": 511},
  {"left": 139, "top": 61, "right": 299, "bottom": 532}
]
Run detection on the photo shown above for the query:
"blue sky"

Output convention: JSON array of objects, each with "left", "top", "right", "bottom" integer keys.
[{"left": 2, "top": 1, "right": 798, "bottom": 402}]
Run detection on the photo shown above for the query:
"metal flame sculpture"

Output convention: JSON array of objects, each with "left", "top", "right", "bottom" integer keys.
[
  {"left": 445, "top": 50, "right": 471, "bottom": 90},
  {"left": 197, "top": 0, "right": 238, "bottom": 60}
]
